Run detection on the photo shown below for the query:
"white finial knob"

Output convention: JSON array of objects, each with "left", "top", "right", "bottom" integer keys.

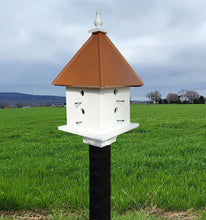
[
  {"left": 88, "top": 11, "right": 107, "bottom": 34},
  {"left": 94, "top": 11, "right": 103, "bottom": 28}
]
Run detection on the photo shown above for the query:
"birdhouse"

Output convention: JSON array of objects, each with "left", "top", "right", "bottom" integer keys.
[{"left": 52, "top": 11, "right": 144, "bottom": 147}]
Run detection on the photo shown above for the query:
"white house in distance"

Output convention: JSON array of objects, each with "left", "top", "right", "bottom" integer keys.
[{"left": 52, "top": 11, "right": 144, "bottom": 147}]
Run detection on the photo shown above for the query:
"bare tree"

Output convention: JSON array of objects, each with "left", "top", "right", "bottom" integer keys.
[
  {"left": 154, "top": 90, "right": 161, "bottom": 103},
  {"left": 178, "top": 89, "right": 189, "bottom": 102},
  {"left": 146, "top": 90, "right": 161, "bottom": 103},
  {"left": 185, "top": 90, "right": 199, "bottom": 103},
  {"left": 16, "top": 102, "right": 24, "bottom": 108},
  {"left": 146, "top": 92, "right": 153, "bottom": 103},
  {"left": 167, "top": 93, "right": 179, "bottom": 103},
  {"left": 178, "top": 89, "right": 187, "bottom": 98},
  {"left": 0, "top": 102, "right": 7, "bottom": 109},
  {"left": 146, "top": 92, "right": 152, "bottom": 103}
]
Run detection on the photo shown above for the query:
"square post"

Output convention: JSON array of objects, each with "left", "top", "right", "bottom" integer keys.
[{"left": 89, "top": 145, "right": 111, "bottom": 220}]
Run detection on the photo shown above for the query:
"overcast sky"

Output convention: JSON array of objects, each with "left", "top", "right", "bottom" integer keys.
[{"left": 0, "top": 0, "right": 206, "bottom": 100}]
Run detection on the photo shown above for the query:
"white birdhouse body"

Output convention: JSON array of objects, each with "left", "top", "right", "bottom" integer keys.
[
  {"left": 58, "top": 86, "right": 138, "bottom": 147},
  {"left": 65, "top": 87, "right": 130, "bottom": 132}
]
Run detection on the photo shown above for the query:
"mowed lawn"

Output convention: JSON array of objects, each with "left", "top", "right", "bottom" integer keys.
[{"left": 0, "top": 104, "right": 206, "bottom": 218}]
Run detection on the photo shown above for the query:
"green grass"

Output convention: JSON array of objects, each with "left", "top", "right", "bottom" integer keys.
[
  {"left": 0, "top": 210, "right": 172, "bottom": 220},
  {"left": 0, "top": 104, "right": 206, "bottom": 218}
]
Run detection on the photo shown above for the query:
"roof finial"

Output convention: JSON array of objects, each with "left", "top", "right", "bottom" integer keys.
[
  {"left": 94, "top": 11, "right": 103, "bottom": 28},
  {"left": 89, "top": 10, "right": 107, "bottom": 34}
]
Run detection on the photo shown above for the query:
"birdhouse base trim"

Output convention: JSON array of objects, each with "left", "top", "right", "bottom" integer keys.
[
  {"left": 58, "top": 123, "right": 139, "bottom": 147},
  {"left": 83, "top": 136, "right": 116, "bottom": 148}
]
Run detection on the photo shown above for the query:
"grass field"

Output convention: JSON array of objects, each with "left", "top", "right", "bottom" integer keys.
[{"left": 0, "top": 104, "right": 206, "bottom": 219}]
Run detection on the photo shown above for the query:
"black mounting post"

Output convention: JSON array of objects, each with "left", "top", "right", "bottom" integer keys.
[{"left": 89, "top": 145, "right": 111, "bottom": 220}]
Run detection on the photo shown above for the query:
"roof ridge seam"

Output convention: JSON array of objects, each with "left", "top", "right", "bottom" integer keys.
[{"left": 97, "top": 33, "right": 104, "bottom": 87}]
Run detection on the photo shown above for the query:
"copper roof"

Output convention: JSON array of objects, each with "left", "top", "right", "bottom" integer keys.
[{"left": 52, "top": 32, "right": 144, "bottom": 87}]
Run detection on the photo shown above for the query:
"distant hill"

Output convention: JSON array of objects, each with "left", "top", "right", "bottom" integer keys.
[{"left": 0, "top": 92, "right": 65, "bottom": 106}]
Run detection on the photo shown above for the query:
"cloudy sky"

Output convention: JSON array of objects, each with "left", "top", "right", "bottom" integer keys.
[{"left": 0, "top": 0, "right": 206, "bottom": 100}]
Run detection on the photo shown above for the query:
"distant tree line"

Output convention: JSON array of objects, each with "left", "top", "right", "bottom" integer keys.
[
  {"left": 146, "top": 90, "right": 206, "bottom": 104},
  {"left": 0, "top": 101, "right": 65, "bottom": 109}
]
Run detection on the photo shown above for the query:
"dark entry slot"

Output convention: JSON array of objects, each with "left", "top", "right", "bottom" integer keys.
[
  {"left": 75, "top": 102, "right": 82, "bottom": 107},
  {"left": 116, "top": 100, "right": 125, "bottom": 103},
  {"left": 76, "top": 121, "right": 83, "bottom": 124}
]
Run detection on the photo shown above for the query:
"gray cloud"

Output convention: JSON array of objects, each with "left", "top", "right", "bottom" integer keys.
[{"left": 0, "top": 0, "right": 206, "bottom": 99}]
